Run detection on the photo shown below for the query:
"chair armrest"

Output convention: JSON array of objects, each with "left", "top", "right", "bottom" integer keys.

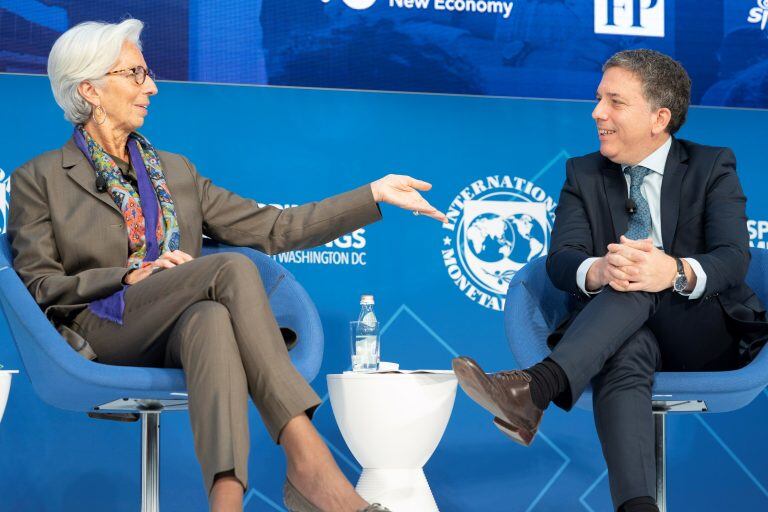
[
  {"left": 504, "top": 257, "right": 571, "bottom": 368},
  {"left": 504, "top": 279, "right": 553, "bottom": 368}
]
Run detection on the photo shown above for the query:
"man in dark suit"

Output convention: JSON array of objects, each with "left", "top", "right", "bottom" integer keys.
[{"left": 452, "top": 49, "right": 768, "bottom": 512}]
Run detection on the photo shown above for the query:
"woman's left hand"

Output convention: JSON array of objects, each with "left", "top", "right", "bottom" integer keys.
[{"left": 370, "top": 174, "right": 448, "bottom": 223}]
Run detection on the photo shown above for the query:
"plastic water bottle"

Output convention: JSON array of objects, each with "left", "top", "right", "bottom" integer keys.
[{"left": 354, "top": 294, "right": 379, "bottom": 371}]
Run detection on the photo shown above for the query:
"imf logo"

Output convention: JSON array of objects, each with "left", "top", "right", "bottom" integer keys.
[
  {"left": 594, "top": 0, "right": 665, "bottom": 38},
  {"left": 0, "top": 167, "right": 10, "bottom": 235},
  {"left": 441, "top": 176, "right": 555, "bottom": 311},
  {"left": 748, "top": 0, "right": 768, "bottom": 30},
  {"left": 321, "top": 0, "right": 377, "bottom": 9}
]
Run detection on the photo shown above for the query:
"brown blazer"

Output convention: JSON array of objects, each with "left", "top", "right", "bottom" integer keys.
[{"left": 8, "top": 138, "right": 382, "bottom": 325}]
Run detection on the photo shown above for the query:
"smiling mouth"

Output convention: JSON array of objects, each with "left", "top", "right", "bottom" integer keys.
[{"left": 599, "top": 129, "right": 616, "bottom": 136}]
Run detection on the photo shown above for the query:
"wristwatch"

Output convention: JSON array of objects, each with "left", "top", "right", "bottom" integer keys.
[{"left": 672, "top": 257, "right": 688, "bottom": 293}]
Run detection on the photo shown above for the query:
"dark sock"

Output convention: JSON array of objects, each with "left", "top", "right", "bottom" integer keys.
[
  {"left": 619, "top": 496, "right": 658, "bottom": 512},
  {"left": 525, "top": 358, "right": 568, "bottom": 410}
]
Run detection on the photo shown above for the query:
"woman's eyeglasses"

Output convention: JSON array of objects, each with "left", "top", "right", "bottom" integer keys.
[{"left": 105, "top": 65, "right": 155, "bottom": 85}]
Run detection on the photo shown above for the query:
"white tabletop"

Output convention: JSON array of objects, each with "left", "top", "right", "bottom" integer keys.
[{"left": 328, "top": 370, "right": 455, "bottom": 381}]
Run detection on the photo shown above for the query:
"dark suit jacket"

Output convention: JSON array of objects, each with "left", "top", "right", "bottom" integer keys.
[
  {"left": 9, "top": 139, "right": 382, "bottom": 325},
  {"left": 546, "top": 137, "right": 767, "bottom": 359}
]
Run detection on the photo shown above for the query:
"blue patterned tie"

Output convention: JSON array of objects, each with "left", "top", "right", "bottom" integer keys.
[{"left": 624, "top": 165, "right": 652, "bottom": 240}]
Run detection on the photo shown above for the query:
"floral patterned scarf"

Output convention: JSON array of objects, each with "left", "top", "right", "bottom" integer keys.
[{"left": 76, "top": 125, "right": 180, "bottom": 267}]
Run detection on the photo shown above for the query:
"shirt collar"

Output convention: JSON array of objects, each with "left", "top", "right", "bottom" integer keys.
[
  {"left": 109, "top": 153, "right": 137, "bottom": 181},
  {"left": 622, "top": 136, "right": 672, "bottom": 176}
]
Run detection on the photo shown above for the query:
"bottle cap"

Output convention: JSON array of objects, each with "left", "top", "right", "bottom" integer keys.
[{"left": 360, "top": 294, "right": 375, "bottom": 305}]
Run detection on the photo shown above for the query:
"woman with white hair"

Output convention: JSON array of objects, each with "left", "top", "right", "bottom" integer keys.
[{"left": 9, "top": 19, "right": 446, "bottom": 512}]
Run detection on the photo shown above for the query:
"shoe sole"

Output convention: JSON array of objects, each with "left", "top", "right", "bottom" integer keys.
[{"left": 493, "top": 416, "right": 536, "bottom": 446}]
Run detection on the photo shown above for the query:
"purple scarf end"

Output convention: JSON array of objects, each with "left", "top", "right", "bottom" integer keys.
[{"left": 88, "top": 288, "right": 127, "bottom": 325}]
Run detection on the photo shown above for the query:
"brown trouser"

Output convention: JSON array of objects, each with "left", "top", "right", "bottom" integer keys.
[{"left": 71, "top": 252, "right": 321, "bottom": 492}]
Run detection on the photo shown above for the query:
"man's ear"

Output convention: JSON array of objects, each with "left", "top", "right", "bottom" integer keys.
[
  {"left": 652, "top": 107, "right": 672, "bottom": 136},
  {"left": 77, "top": 80, "right": 100, "bottom": 107}
]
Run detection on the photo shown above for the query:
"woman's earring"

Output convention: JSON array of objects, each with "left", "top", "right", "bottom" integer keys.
[{"left": 92, "top": 105, "right": 107, "bottom": 125}]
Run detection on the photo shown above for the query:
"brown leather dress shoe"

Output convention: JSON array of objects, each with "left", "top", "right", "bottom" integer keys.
[{"left": 452, "top": 356, "right": 543, "bottom": 446}]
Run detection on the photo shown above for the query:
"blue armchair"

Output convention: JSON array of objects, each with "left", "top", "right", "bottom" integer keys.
[
  {"left": 0, "top": 234, "right": 324, "bottom": 512},
  {"left": 504, "top": 249, "right": 768, "bottom": 512}
]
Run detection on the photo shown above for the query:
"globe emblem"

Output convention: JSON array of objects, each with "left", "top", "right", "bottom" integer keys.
[
  {"left": 465, "top": 212, "right": 546, "bottom": 266},
  {"left": 442, "top": 175, "right": 557, "bottom": 312}
]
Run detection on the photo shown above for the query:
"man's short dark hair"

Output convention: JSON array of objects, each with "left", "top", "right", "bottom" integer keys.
[{"left": 603, "top": 49, "right": 691, "bottom": 135}]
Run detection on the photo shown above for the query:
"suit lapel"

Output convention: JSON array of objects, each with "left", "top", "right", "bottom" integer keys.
[
  {"left": 156, "top": 152, "right": 190, "bottom": 252},
  {"left": 660, "top": 138, "right": 688, "bottom": 249},
  {"left": 62, "top": 139, "right": 122, "bottom": 216},
  {"left": 601, "top": 160, "right": 628, "bottom": 241}
]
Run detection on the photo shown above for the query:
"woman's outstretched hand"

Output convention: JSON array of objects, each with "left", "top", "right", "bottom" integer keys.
[{"left": 370, "top": 174, "right": 448, "bottom": 223}]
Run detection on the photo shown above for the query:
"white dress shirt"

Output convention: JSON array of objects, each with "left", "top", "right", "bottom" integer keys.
[{"left": 575, "top": 137, "right": 707, "bottom": 299}]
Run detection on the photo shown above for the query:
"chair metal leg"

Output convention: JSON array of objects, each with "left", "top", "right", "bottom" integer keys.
[
  {"left": 654, "top": 412, "right": 666, "bottom": 512},
  {"left": 141, "top": 412, "right": 161, "bottom": 512}
]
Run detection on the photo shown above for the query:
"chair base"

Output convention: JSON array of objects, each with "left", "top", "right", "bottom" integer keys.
[
  {"left": 654, "top": 412, "right": 666, "bottom": 512},
  {"left": 94, "top": 397, "right": 189, "bottom": 412},
  {"left": 94, "top": 397, "right": 189, "bottom": 511},
  {"left": 142, "top": 412, "right": 160, "bottom": 512},
  {"left": 652, "top": 400, "right": 707, "bottom": 512}
]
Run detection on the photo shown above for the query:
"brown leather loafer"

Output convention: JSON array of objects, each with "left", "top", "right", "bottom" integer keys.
[{"left": 452, "top": 356, "right": 543, "bottom": 446}]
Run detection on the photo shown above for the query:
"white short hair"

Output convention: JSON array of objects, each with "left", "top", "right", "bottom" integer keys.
[{"left": 47, "top": 19, "right": 144, "bottom": 125}]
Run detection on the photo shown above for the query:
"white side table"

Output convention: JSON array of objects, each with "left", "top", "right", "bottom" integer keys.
[
  {"left": 0, "top": 369, "right": 19, "bottom": 423},
  {"left": 327, "top": 371, "right": 457, "bottom": 512}
]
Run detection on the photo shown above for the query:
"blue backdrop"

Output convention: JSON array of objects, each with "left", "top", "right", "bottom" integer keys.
[
  {"left": 0, "top": 73, "right": 767, "bottom": 511},
  {"left": 3, "top": 0, "right": 768, "bottom": 107}
]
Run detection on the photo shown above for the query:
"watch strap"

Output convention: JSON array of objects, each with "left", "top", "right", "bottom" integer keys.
[
  {"left": 675, "top": 257, "right": 684, "bottom": 276},
  {"left": 673, "top": 257, "right": 688, "bottom": 293}
]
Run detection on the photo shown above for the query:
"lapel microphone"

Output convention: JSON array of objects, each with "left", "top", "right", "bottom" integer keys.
[
  {"left": 625, "top": 198, "right": 637, "bottom": 214},
  {"left": 95, "top": 175, "right": 107, "bottom": 193}
]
